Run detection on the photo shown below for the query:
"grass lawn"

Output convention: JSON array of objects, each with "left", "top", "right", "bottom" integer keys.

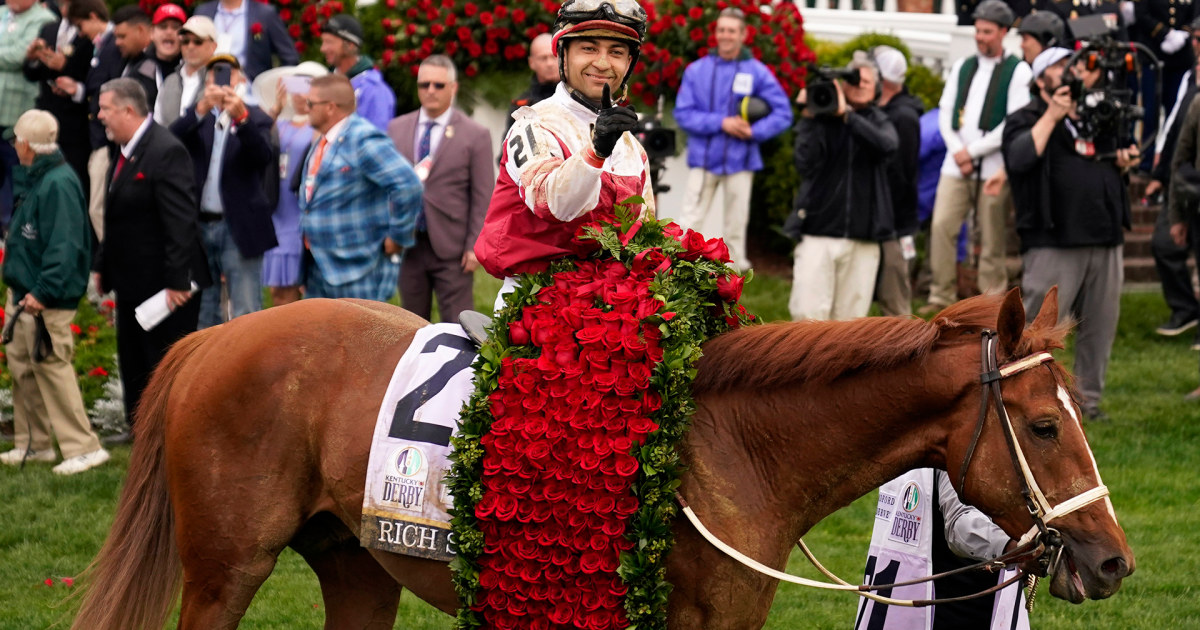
[{"left": 1, "top": 272, "right": 1198, "bottom": 628}]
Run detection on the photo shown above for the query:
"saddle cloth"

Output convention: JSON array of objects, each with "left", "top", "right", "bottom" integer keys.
[{"left": 360, "top": 323, "right": 476, "bottom": 561}]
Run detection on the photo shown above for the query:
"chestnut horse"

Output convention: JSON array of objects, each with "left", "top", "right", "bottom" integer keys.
[{"left": 71, "top": 287, "right": 1133, "bottom": 629}]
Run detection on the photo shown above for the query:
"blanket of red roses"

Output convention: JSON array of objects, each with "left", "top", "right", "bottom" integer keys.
[{"left": 447, "top": 207, "right": 754, "bottom": 630}]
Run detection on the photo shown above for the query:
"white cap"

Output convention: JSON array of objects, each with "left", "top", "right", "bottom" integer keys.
[
  {"left": 13, "top": 109, "right": 58, "bottom": 146},
  {"left": 1032, "top": 47, "right": 1072, "bottom": 78},
  {"left": 873, "top": 46, "right": 907, "bottom": 83}
]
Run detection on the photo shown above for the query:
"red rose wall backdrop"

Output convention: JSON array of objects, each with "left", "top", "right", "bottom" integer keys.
[{"left": 135, "top": 0, "right": 815, "bottom": 106}]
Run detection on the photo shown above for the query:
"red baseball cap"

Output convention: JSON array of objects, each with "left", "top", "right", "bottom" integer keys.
[{"left": 153, "top": 3, "right": 187, "bottom": 25}]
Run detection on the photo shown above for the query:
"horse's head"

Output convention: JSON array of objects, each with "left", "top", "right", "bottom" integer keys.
[{"left": 941, "top": 287, "right": 1134, "bottom": 604}]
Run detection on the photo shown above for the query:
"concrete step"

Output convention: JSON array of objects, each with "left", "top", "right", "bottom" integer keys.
[
  {"left": 1131, "top": 203, "right": 1160, "bottom": 226},
  {"left": 1125, "top": 256, "right": 1160, "bottom": 284},
  {"left": 1125, "top": 229, "right": 1153, "bottom": 259}
]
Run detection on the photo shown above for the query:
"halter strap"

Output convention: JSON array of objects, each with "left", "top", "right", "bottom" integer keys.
[{"left": 961, "top": 331, "right": 1110, "bottom": 549}]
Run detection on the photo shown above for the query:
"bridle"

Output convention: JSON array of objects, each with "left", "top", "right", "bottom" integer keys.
[
  {"left": 958, "top": 330, "right": 1110, "bottom": 571},
  {"left": 676, "top": 329, "right": 1112, "bottom": 608}
]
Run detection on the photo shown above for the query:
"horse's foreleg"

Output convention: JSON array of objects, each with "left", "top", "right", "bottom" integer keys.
[{"left": 291, "top": 513, "right": 403, "bottom": 629}]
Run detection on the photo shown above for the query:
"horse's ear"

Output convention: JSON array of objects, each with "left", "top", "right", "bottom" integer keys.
[
  {"left": 996, "top": 287, "right": 1025, "bottom": 359},
  {"left": 1030, "top": 285, "right": 1060, "bottom": 331}
]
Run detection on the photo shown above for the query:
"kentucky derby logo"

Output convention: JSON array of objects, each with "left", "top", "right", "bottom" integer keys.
[
  {"left": 901, "top": 481, "right": 921, "bottom": 513},
  {"left": 393, "top": 447, "right": 425, "bottom": 478}
]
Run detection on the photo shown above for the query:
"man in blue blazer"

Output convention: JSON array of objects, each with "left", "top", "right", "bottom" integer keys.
[
  {"left": 193, "top": 0, "right": 298, "bottom": 81},
  {"left": 299, "top": 74, "right": 422, "bottom": 301},
  {"left": 170, "top": 53, "right": 277, "bottom": 327}
]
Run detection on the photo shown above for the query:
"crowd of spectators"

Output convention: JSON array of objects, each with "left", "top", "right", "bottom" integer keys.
[{"left": 3, "top": 0, "right": 1200, "bottom": 475}]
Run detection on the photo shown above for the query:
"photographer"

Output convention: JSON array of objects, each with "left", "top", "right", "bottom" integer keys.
[
  {"left": 1002, "top": 47, "right": 1136, "bottom": 421},
  {"left": 786, "top": 54, "right": 897, "bottom": 322}
]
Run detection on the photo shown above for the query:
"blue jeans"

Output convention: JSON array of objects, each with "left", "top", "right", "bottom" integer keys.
[{"left": 198, "top": 219, "right": 263, "bottom": 329}]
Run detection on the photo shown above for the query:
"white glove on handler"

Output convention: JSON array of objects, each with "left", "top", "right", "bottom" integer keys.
[{"left": 1163, "top": 28, "right": 1190, "bottom": 55}]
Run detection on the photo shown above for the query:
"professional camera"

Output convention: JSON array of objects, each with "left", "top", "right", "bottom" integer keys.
[
  {"left": 635, "top": 117, "right": 676, "bottom": 162},
  {"left": 1061, "top": 15, "right": 1160, "bottom": 157},
  {"left": 634, "top": 94, "right": 676, "bottom": 195},
  {"left": 805, "top": 65, "right": 861, "bottom": 117}
]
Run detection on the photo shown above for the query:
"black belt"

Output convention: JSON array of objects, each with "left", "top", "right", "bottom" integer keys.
[{"left": 199, "top": 211, "right": 224, "bottom": 223}]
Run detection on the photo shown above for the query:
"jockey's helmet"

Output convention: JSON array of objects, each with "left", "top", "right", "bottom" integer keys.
[{"left": 551, "top": 0, "right": 647, "bottom": 106}]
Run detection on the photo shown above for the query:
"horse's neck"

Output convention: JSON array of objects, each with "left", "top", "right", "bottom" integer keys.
[{"left": 685, "top": 349, "right": 972, "bottom": 546}]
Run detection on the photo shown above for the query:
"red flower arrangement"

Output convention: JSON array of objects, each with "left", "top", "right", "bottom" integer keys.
[
  {"left": 449, "top": 204, "right": 754, "bottom": 630},
  {"left": 251, "top": 21, "right": 264, "bottom": 39}
]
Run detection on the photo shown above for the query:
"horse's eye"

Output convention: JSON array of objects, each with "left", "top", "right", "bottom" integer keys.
[{"left": 1030, "top": 420, "right": 1057, "bottom": 440}]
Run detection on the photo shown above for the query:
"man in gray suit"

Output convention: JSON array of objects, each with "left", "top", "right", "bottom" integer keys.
[
  {"left": 387, "top": 55, "right": 493, "bottom": 323},
  {"left": 154, "top": 16, "right": 217, "bottom": 126}
]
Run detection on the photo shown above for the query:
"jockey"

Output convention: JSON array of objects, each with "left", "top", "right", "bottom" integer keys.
[{"left": 473, "top": 0, "right": 656, "bottom": 289}]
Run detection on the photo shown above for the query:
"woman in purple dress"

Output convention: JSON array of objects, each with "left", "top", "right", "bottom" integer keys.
[{"left": 259, "top": 65, "right": 325, "bottom": 305}]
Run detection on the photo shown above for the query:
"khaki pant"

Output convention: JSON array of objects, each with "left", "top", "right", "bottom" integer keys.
[
  {"left": 677, "top": 168, "right": 754, "bottom": 272},
  {"left": 875, "top": 238, "right": 913, "bottom": 317},
  {"left": 4, "top": 296, "right": 100, "bottom": 459},
  {"left": 87, "top": 147, "right": 109, "bottom": 242},
  {"left": 927, "top": 175, "right": 1010, "bottom": 307},
  {"left": 789, "top": 235, "right": 881, "bottom": 321}
]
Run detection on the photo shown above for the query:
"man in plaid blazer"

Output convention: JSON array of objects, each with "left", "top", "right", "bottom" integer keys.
[{"left": 298, "top": 74, "right": 421, "bottom": 301}]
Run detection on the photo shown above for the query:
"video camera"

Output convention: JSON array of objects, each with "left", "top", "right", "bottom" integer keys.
[
  {"left": 1061, "top": 15, "right": 1161, "bottom": 157},
  {"left": 805, "top": 65, "right": 861, "bottom": 117},
  {"left": 634, "top": 94, "right": 676, "bottom": 195}
]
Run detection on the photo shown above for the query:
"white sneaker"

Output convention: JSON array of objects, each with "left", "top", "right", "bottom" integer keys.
[
  {"left": 52, "top": 449, "right": 110, "bottom": 475},
  {"left": 0, "top": 448, "right": 57, "bottom": 465}
]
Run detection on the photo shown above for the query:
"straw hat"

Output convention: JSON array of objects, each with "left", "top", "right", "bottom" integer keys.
[{"left": 252, "top": 61, "right": 330, "bottom": 118}]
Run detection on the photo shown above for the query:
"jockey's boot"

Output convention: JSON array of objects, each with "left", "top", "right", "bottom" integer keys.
[{"left": 459, "top": 310, "right": 492, "bottom": 347}]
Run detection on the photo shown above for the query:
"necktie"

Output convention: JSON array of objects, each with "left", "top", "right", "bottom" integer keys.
[
  {"left": 305, "top": 136, "right": 328, "bottom": 202},
  {"left": 418, "top": 121, "right": 435, "bottom": 161},
  {"left": 113, "top": 153, "right": 127, "bottom": 180}
]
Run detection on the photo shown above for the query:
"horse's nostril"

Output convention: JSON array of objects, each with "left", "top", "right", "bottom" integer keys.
[{"left": 1101, "top": 556, "right": 1127, "bottom": 577}]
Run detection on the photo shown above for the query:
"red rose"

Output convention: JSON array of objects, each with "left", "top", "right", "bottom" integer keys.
[
  {"left": 480, "top": 11, "right": 493, "bottom": 25},
  {"left": 512, "top": 8, "right": 526, "bottom": 22},
  {"left": 679, "top": 229, "right": 707, "bottom": 260},
  {"left": 689, "top": 6, "right": 703, "bottom": 19},
  {"left": 250, "top": 22, "right": 263, "bottom": 35},
  {"left": 700, "top": 237, "right": 732, "bottom": 263},
  {"left": 716, "top": 273, "right": 744, "bottom": 302},
  {"left": 464, "top": 2, "right": 478, "bottom": 16},
  {"left": 614, "top": 453, "right": 639, "bottom": 477},
  {"left": 87, "top": 366, "right": 109, "bottom": 377}
]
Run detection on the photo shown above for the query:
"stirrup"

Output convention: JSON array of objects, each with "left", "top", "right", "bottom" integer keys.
[{"left": 459, "top": 310, "right": 492, "bottom": 347}]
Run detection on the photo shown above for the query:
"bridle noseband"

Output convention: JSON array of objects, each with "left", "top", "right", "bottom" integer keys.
[{"left": 957, "top": 330, "right": 1110, "bottom": 576}]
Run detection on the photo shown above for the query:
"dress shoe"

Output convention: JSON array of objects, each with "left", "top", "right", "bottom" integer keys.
[{"left": 1155, "top": 314, "right": 1199, "bottom": 337}]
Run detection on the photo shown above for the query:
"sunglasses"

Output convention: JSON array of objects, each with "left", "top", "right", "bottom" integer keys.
[
  {"left": 180, "top": 37, "right": 204, "bottom": 46},
  {"left": 417, "top": 81, "right": 447, "bottom": 91}
]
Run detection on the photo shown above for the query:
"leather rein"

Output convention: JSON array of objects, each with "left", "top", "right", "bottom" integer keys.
[{"left": 676, "top": 329, "right": 1111, "bottom": 608}]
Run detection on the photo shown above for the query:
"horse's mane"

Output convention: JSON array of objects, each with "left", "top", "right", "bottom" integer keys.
[{"left": 694, "top": 293, "right": 1070, "bottom": 393}]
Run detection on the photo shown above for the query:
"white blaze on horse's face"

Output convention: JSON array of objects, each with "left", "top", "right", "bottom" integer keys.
[{"left": 1056, "top": 385, "right": 1118, "bottom": 522}]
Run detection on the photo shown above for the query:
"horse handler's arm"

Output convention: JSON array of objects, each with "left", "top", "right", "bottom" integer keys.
[{"left": 935, "top": 470, "right": 1011, "bottom": 561}]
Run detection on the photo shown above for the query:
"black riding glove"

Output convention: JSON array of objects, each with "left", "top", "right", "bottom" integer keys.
[{"left": 591, "top": 85, "right": 638, "bottom": 159}]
